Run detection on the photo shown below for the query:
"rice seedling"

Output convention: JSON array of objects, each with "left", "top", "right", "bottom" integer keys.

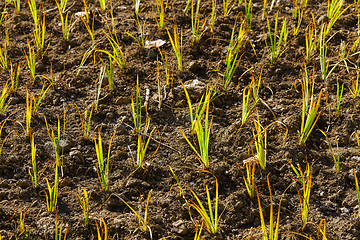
[
  {"left": 250, "top": 67, "right": 263, "bottom": 101},
  {"left": 305, "top": 19, "right": 317, "bottom": 63},
  {"left": 33, "top": 10, "right": 47, "bottom": 58},
  {"left": 0, "top": 38, "right": 8, "bottom": 71},
  {"left": 349, "top": 70, "right": 360, "bottom": 98},
  {"left": 180, "top": 85, "right": 212, "bottom": 169},
  {"left": 0, "top": 81, "right": 11, "bottom": 116},
  {"left": 252, "top": 112, "right": 267, "bottom": 170},
  {"left": 156, "top": 56, "right": 164, "bottom": 109},
  {"left": 298, "top": 66, "right": 325, "bottom": 145},
  {"left": 133, "top": 0, "right": 141, "bottom": 17},
  {"left": 319, "top": 130, "right": 340, "bottom": 174},
  {"left": 45, "top": 117, "right": 63, "bottom": 168},
  {"left": 126, "top": 15, "right": 148, "bottom": 48},
  {"left": 18, "top": 205, "right": 31, "bottom": 237},
  {"left": 261, "top": 0, "right": 266, "bottom": 20},
  {"left": 158, "top": 49, "right": 170, "bottom": 88},
  {"left": 256, "top": 174, "right": 289, "bottom": 240},
  {"left": 351, "top": 131, "right": 360, "bottom": 147},
  {"left": 100, "top": 30, "right": 127, "bottom": 70},
  {"left": 99, "top": 56, "right": 115, "bottom": 91},
  {"left": 45, "top": 164, "right": 59, "bottom": 213},
  {"left": 187, "top": 171, "right": 220, "bottom": 235},
  {"left": 194, "top": 221, "right": 203, "bottom": 240},
  {"left": 238, "top": 160, "right": 256, "bottom": 199},
  {"left": 98, "top": 0, "right": 106, "bottom": 12},
  {"left": 290, "top": 162, "right": 312, "bottom": 227},
  {"left": 28, "top": 0, "right": 38, "bottom": 28},
  {"left": 0, "top": 4, "right": 7, "bottom": 26},
  {"left": 169, "top": 165, "right": 184, "bottom": 196},
  {"left": 325, "top": 1, "right": 351, "bottom": 35},
  {"left": 354, "top": 169, "right": 360, "bottom": 218},
  {"left": 265, "top": 11, "right": 288, "bottom": 64},
  {"left": 191, "top": 0, "right": 208, "bottom": 45},
  {"left": 55, "top": 210, "right": 68, "bottom": 240},
  {"left": 23, "top": 39, "right": 36, "bottom": 83},
  {"left": 167, "top": 23, "right": 183, "bottom": 72},
  {"left": 223, "top": 0, "right": 234, "bottom": 17},
  {"left": 24, "top": 89, "right": 33, "bottom": 136},
  {"left": 8, "top": 61, "right": 20, "bottom": 93},
  {"left": 14, "top": 0, "right": 21, "bottom": 13},
  {"left": 77, "top": 188, "right": 90, "bottom": 227},
  {"left": 244, "top": 0, "right": 253, "bottom": 29},
  {"left": 333, "top": 79, "right": 344, "bottom": 117},
  {"left": 28, "top": 134, "right": 38, "bottom": 189},
  {"left": 120, "top": 190, "right": 152, "bottom": 233},
  {"left": 155, "top": 0, "right": 168, "bottom": 30},
  {"left": 72, "top": 103, "right": 93, "bottom": 141},
  {"left": 82, "top": 0, "right": 90, "bottom": 24},
  {"left": 55, "top": 0, "right": 72, "bottom": 42},
  {"left": 95, "top": 66, "right": 106, "bottom": 110},
  {"left": 33, "top": 84, "right": 51, "bottom": 115},
  {"left": 94, "top": 130, "right": 115, "bottom": 192},
  {"left": 132, "top": 76, "right": 142, "bottom": 135},
  {"left": 95, "top": 218, "right": 108, "bottom": 240},
  {"left": 185, "top": 0, "right": 192, "bottom": 14},
  {"left": 241, "top": 86, "right": 258, "bottom": 126},
  {"left": 223, "top": 19, "right": 247, "bottom": 91},
  {"left": 292, "top": 0, "right": 303, "bottom": 36},
  {"left": 81, "top": 15, "right": 95, "bottom": 46},
  {"left": 209, "top": 0, "right": 216, "bottom": 34}
]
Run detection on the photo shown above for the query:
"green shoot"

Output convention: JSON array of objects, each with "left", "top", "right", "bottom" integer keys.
[
  {"left": 180, "top": 85, "right": 212, "bottom": 169},
  {"left": 349, "top": 71, "right": 360, "bottom": 98},
  {"left": 99, "top": 56, "right": 115, "bottom": 91},
  {"left": 305, "top": 19, "right": 317, "bottom": 63},
  {"left": 156, "top": 56, "right": 164, "bottom": 109},
  {"left": 185, "top": 0, "right": 191, "bottom": 14},
  {"left": 81, "top": 15, "right": 95, "bottom": 46},
  {"left": 265, "top": 11, "right": 288, "bottom": 63},
  {"left": 223, "top": 0, "right": 234, "bottom": 17},
  {"left": 325, "top": 1, "right": 351, "bottom": 36},
  {"left": 158, "top": 49, "right": 170, "bottom": 88},
  {"left": 256, "top": 174, "right": 285, "bottom": 240},
  {"left": 0, "top": 81, "right": 10, "bottom": 116},
  {"left": 94, "top": 130, "right": 115, "bottom": 192},
  {"left": 33, "top": 10, "right": 47, "bottom": 58},
  {"left": 95, "top": 218, "right": 108, "bottom": 240},
  {"left": 126, "top": 15, "right": 147, "bottom": 47},
  {"left": 194, "top": 221, "right": 203, "bottom": 240},
  {"left": 209, "top": 0, "right": 216, "bottom": 33},
  {"left": 133, "top": 0, "right": 141, "bottom": 17},
  {"left": 167, "top": 23, "right": 183, "bottom": 72},
  {"left": 23, "top": 39, "right": 36, "bottom": 83},
  {"left": 292, "top": 0, "right": 303, "bottom": 36},
  {"left": 18, "top": 205, "right": 31, "bottom": 237},
  {"left": 56, "top": 0, "right": 72, "bottom": 41},
  {"left": 334, "top": 79, "right": 344, "bottom": 117},
  {"left": 55, "top": 210, "right": 68, "bottom": 240},
  {"left": 14, "top": 0, "right": 21, "bottom": 13},
  {"left": 187, "top": 171, "right": 220, "bottom": 235},
  {"left": 120, "top": 191, "right": 152, "bottom": 232},
  {"left": 9, "top": 61, "right": 20, "bottom": 93},
  {"left": 28, "top": 134, "right": 38, "bottom": 189},
  {"left": 98, "top": 0, "right": 106, "bottom": 12},
  {"left": 0, "top": 38, "right": 8, "bottom": 71},
  {"left": 100, "top": 29, "right": 127, "bottom": 70},
  {"left": 45, "top": 164, "right": 59, "bottom": 213},
  {"left": 155, "top": 0, "right": 168, "bottom": 30},
  {"left": 45, "top": 117, "right": 63, "bottom": 167},
  {"left": 34, "top": 84, "right": 51, "bottom": 115},
  {"left": 132, "top": 76, "right": 142, "bottom": 135},
  {"left": 238, "top": 160, "right": 256, "bottom": 199},
  {"left": 72, "top": 103, "right": 93, "bottom": 141},
  {"left": 320, "top": 130, "right": 340, "bottom": 174},
  {"left": 77, "top": 188, "right": 90, "bottom": 227},
  {"left": 244, "top": 0, "right": 253, "bottom": 29},
  {"left": 25, "top": 89, "right": 33, "bottom": 136},
  {"left": 294, "top": 162, "right": 312, "bottom": 227},
  {"left": 299, "top": 66, "right": 325, "bottom": 145},
  {"left": 95, "top": 66, "right": 105, "bottom": 110},
  {"left": 191, "top": 0, "right": 208, "bottom": 45},
  {"left": 252, "top": 112, "right": 267, "bottom": 170},
  {"left": 241, "top": 86, "right": 258, "bottom": 126},
  {"left": 169, "top": 165, "right": 184, "bottom": 196},
  {"left": 261, "top": 0, "right": 266, "bottom": 21}
]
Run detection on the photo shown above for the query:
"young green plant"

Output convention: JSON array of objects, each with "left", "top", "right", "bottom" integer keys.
[
  {"left": 23, "top": 39, "right": 36, "bottom": 83},
  {"left": 292, "top": 0, "right": 303, "bottom": 36},
  {"left": 77, "top": 188, "right": 90, "bottom": 227},
  {"left": 55, "top": 0, "right": 72, "bottom": 41},
  {"left": 298, "top": 66, "right": 325, "bottom": 145},
  {"left": 265, "top": 11, "right": 288, "bottom": 63},
  {"left": 33, "top": 84, "right": 51, "bottom": 115},
  {"left": 95, "top": 218, "right": 108, "bottom": 240},
  {"left": 244, "top": 0, "right": 253, "bottom": 29},
  {"left": 28, "top": 134, "right": 38, "bottom": 189},
  {"left": 98, "top": 0, "right": 106, "bottom": 12},
  {"left": 45, "top": 117, "right": 63, "bottom": 168},
  {"left": 334, "top": 79, "right": 344, "bottom": 117},
  {"left": 320, "top": 130, "right": 340, "bottom": 174},
  {"left": 238, "top": 160, "right": 256, "bottom": 199},
  {"left": 354, "top": 169, "right": 360, "bottom": 218},
  {"left": 305, "top": 20, "right": 317, "bottom": 63},
  {"left": 120, "top": 190, "right": 152, "bottom": 232},
  {"left": 252, "top": 112, "right": 267, "bottom": 170},
  {"left": 241, "top": 85, "right": 258, "bottom": 126},
  {"left": 191, "top": 0, "right": 208, "bottom": 45},
  {"left": 72, "top": 103, "right": 93, "bottom": 141},
  {"left": 94, "top": 130, "right": 115, "bottom": 192},
  {"left": 294, "top": 162, "right": 312, "bottom": 227},
  {"left": 45, "top": 164, "right": 59, "bottom": 213},
  {"left": 0, "top": 38, "right": 8, "bottom": 71},
  {"left": 223, "top": 0, "right": 234, "bottom": 17},
  {"left": 0, "top": 81, "right": 10, "bottom": 116},
  {"left": 349, "top": 71, "right": 360, "bottom": 98},
  {"left": 180, "top": 85, "right": 212, "bottom": 169},
  {"left": 167, "top": 23, "right": 183, "bottom": 72},
  {"left": 9, "top": 61, "right": 20, "bottom": 93},
  {"left": 155, "top": 0, "right": 168, "bottom": 30},
  {"left": 25, "top": 88, "right": 33, "bottom": 136},
  {"left": 187, "top": 171, "right": 220, "bottom": 235},
  {"left": 55, "top": 210, "right": 68, "bottom": 240}
]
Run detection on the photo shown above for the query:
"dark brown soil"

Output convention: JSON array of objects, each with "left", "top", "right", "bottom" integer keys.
[{"left": 1, "top": 0, "right": 360, "bottom": 239}]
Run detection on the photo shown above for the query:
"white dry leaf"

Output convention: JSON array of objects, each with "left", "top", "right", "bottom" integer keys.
[{"left": 144, "top": 39, "right": 166, "bottom": 49}]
